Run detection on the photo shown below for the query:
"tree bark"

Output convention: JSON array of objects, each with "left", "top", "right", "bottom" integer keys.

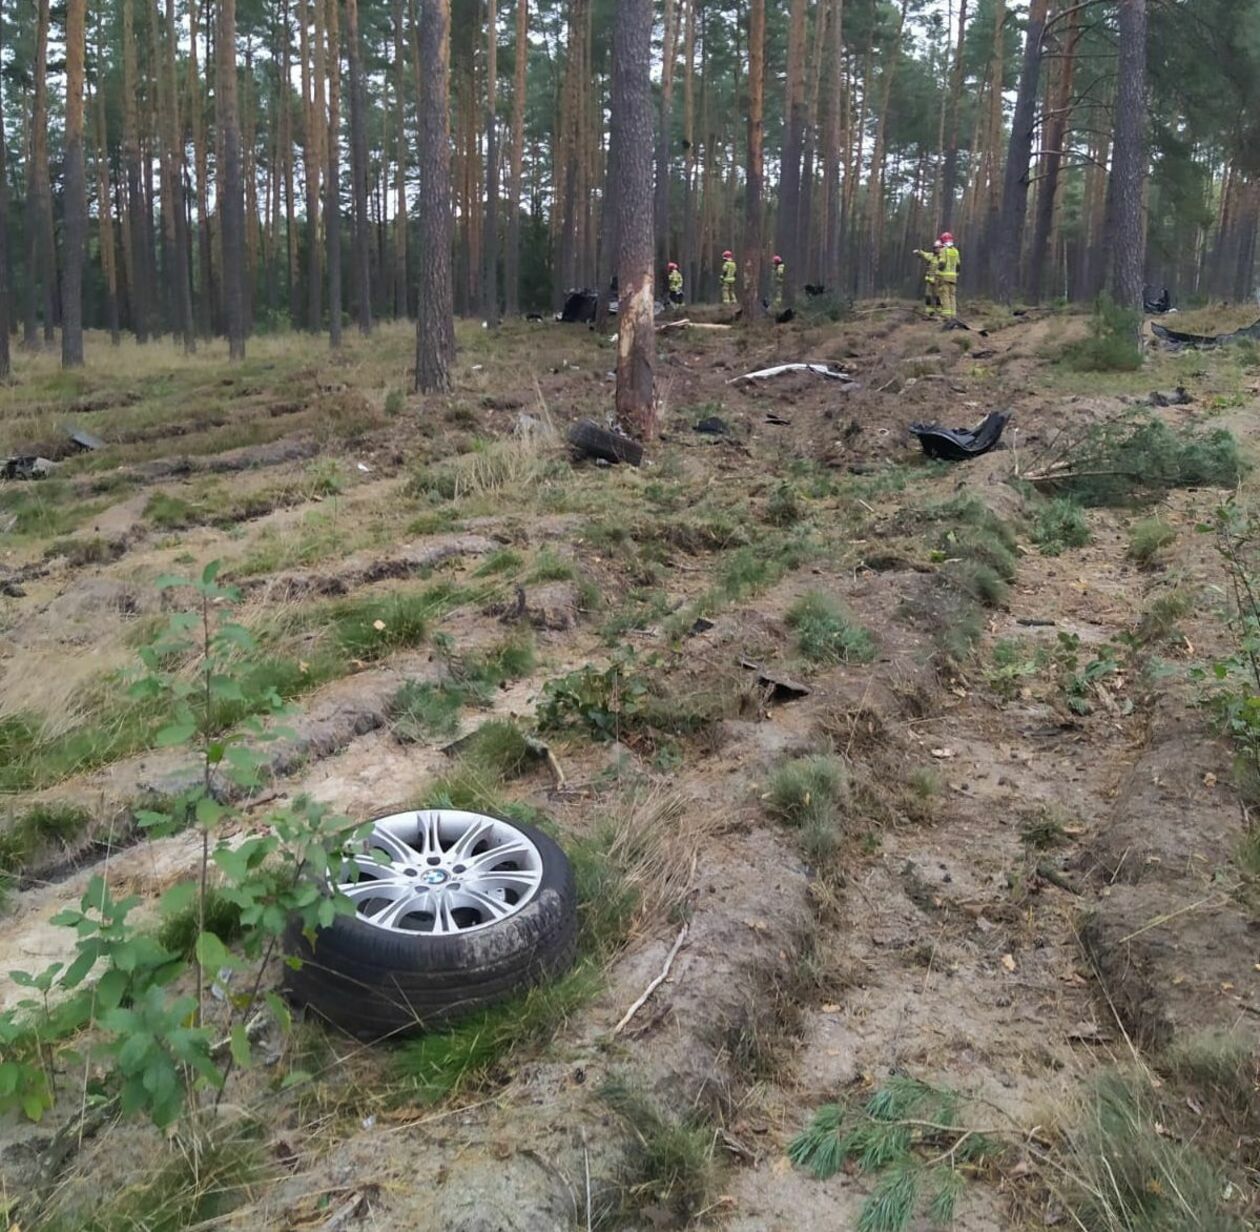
[
  {"left": 0, "top": 9, "right": 10, "bottom": 376},
  {"left": 281, "top": 0, "right": 300, "bottom": 325},
  {"left": 1106, "top": 0, "right": 1147, "bottom": 310},
  {"left": 823, "top": 0, "right": 844, "bottom": 288},
  {"left": 774, "top": 0, "right": 807, "bottom": 305},
  {"left": 326, "top": 0, "right": 343, "bottom": 346},
  {"left": 394, "top": 0, "right": 410, "bottom": 317},
  {"left": 940, "top": 0, "right": 968, "bottom": 231},
  {"left": 164, "top": 0, "right": 195, "bottom": 350},
  {"left": 219, "top": 0, "right": 247, "bottom": 359},
  {"left": 61, "top": 0, "right": 87, "bottom": 366},
  {"left": 345, "top": 0, "right": 371, "bottom": 334},
  {"left": 612, "top": 0, "right": 656, "bottom": 438},
  {"left": 190, "top": 0, "right": 214, "bottom": 336},
  {"left": 26, "top": 0, "right": 53, "bottom": 348},
  {"left": 993, "top": 0, "right": 1050, "bottom": 305},
  {"left": 415, "top": 0, "right": 455, "bottom": 392},
  {"left": 505, "top": 0, "right": 528, "bottom": 317},
  {"left": 742, "top": 0, "right": 765, "bottom": 319},
  {"left": 1027, "top": 2, "right": 1080, "bottom": 303},
  {"left": 92, "top": 24, "right": 121, "bottom": 346},
  {"left": 483, "top": 0, "right": 501, "bottom": 324},
  {"left": 654, "top": 0, "right": 679, "bottom": 270}
]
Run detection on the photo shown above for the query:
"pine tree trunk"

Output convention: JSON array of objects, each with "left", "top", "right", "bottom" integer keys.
[
  {"left": 682, "top": 0, "right": 698, "bottom": 297},
  {"left": 743, "top": 0, "right": 765, "bottom": 319},
  {"left": 26, "top": 0, "right": 53, "bottom": 348},
  {"left": 326, "top": 0, "right": 343, "bottom": 346},
  {"left": 164, "top": 0, "right": 195, "bottom": 350},
  {"left": 92, "top": 27, "right": 121, "bottom": 346},
  {"left": 1027, "top": 2, "right": 1079, "bottom": 303},
  {"left": 345, "top": 0, "right": 371, "bottom": 334},
  {"left": 823, "top": 0, "right": 843, "bottom": 288},
  {"left": 61, "top": 0, "right": 87, "bottom": 366},
  {"left": 281, "top": 0, "right": 299, "bottom": 324},
  {"left": 190, "top": 0, "right": 214, "bottom": 336},
  {"left": 799, "top": 0, "right": 826, "bottom": 281},
  {"left": 311, "top": 0, "right": 328, "bottom": 330},
  {"left": 415, "top": 0, "right": 455, "bottom": 392},
  {"left": 555, "top": 0, "right": 587, "bottom": 307},
  {"left": 219, "top": 0, "right": 247, "bottom": 359},
  {"left": 654, "top": 0, "right": 679, "bottom": 269},
  {"left": 1106, "top": 0, "right": 1147, "bottom": 309},
  {"left": 774, "top": 0, "right": 807, "bottom": 305},
  {"left": 940, "top": 0, "right": 969, "bottom": 232},
  {"left": 394, "top": 0, "right": 409, "bottom": 317},
  {"left": 993, "top": 0, "right": 1049, "bottom": 305},
  {"left": 483, "top": 0, "right": 500, "bottom": 324},
  {"left": 612, "top": 0, "right": 656, "bottom": 438},
  {"left": 863, "top": 0, "right": 908, "bottom": 295},
  {"left": 505, "top": 0, "right": 527, "bottom": 316},
  {"left": 0, "top": 9, "right": 11, "bottom": 376}
]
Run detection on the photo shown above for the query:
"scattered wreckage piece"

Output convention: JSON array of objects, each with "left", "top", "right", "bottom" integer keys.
[
  {"left": 1147, "top": 387, "right": 1193, "bottom": 407},
  {"left": 66, "top": 427, "right": 105, "bottom": 452},
  {"left": 694, "top": 415, "right": 731, "bottom": 436},
  {"left": 567, "top": 419, "right": 645, "bottom": 467},
  {"left": 728, "top": 362, "right": 855, "bottom": 385},
  {"left": 909, "top": 411, "right": 1010, "bottom": 462},
  {"left": 740, "top": 658, "right": 811, "bottom": 702},
  {"left": 1151, "top": 318, "right": 1260, "bottom": 349},
  {"left": 3, "top": 455, "right": 57, "bottom": 480}
]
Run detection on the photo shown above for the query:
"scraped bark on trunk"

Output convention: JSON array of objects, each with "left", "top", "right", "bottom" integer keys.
[
  {"left": 346, "top": 0, "right": 371, "bottom": 334},
  {"left": 612, "top": 0, "right": 656, "bottom": 438},
  {"left": 415, "top": 0, "right": 455, "bottom": 392}
]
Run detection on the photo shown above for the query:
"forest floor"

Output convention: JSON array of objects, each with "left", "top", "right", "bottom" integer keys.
[{"left": 2, "top": 298, "right": 1260, "bottom": 1231}]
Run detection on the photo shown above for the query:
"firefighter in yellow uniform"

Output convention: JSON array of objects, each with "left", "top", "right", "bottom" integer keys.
[
  {"left": 772, "top": 255, "right": 785, "bottom": 308},
  {"left": 721, "top": 250, "right": 738, "bottom": 304},
  {"left": 915, "top": 241, "right": 942, "bottom": 316},
  {"left": 667, "top": 262, "right": 684, "bottom": 308},
  {"left": 937, "top": 232, "right": 961, "bottom": 319}
]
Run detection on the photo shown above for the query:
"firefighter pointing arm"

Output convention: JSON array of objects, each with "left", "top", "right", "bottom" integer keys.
[{"left": 914, "top": 241, "right": 942, "bottom": 317}]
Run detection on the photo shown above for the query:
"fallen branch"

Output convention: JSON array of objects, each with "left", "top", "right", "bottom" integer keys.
[{"left": 611, "top": 924, "right": 689, "bottom": 1036}]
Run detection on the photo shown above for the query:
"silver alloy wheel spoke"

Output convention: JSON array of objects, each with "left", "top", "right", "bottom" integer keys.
[{"left": 338, "top": 810, "right": 546, "bottom": 936}]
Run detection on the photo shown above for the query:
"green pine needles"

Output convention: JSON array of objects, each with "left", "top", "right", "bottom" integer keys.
[{"left": 788, "top": 1076, "right": 1000, "bottom": 1232}]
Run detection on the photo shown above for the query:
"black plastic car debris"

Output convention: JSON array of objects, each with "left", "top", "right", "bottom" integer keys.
[
  {"left": 1143, "top": 286, "right": 1171, "bottom": 314},
  {"left": 694, "top": 415, "right": 731, "bottom": 436},
  {"left": 558, "top": 289, "right": 599, "bottom": 323},
  {"left": 1151, "top": 318, "right": 1260, "bottom": 348},
  {"left": 1147, "top": 387, "right": 1193, "bottom": 407},
  {"left": 3, "top": 456, "right": 57, "bottom": 480},
  {"left": 568, "top": 419, "right": 644, "bottom": 467},
  {"left": 909, "top": 411, "right": 1009, "bottom": 461},
  {"left": 66, "top": 427, "right": 105, "bottom": 451}
]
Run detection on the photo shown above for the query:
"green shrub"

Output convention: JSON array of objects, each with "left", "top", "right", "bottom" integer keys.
[
  {"left": 765, "top": 482, "right": 805, "bottom": 527},
  {"left": 787, "top": 592, "right": 876, "bottom": 664},
  {"left": 1032, "top": 499, "right": 1091, "bottom": 556},
  {"left": 766, "top": 754, "right": 851, "bottom": 864},
  {"left": 1060, "top": 296, "right": 1143, "bottom": 372},
  {"left": 1128, "top": 517, "right": 1177, "bottom": 565}
]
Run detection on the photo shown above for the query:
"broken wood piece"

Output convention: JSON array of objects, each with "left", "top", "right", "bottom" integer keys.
[
  {"left": 611, "top": 924, "right": 689, "bottom": 1037},
  {"left": 740, "top": 659, "right": 810, "bottom": 701},
  {"left": 1035, "top": 861, "right": 1081, "bottom": 896},
  {"left": 727, "top": 362, "right": 853, "bottom": 385}
]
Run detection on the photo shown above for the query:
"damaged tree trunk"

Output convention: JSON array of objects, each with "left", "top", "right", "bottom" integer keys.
[{"left": 612, "top": 0, "right": 656, "bottom": 439}]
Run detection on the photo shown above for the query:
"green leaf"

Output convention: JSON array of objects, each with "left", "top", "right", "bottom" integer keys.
[
  {"left": 158, "top": 882, "right": 198, "bottom": 918},
  {"left": 60, "top": 946, "right": 98, "bottom": 989},
  {"left": 213, "top": 847, "right": 250, "bottom": 882},
  {"left": 280, "top": 1069, "right": 313, "bottom": 1089},
  {"left": 202, "top": 560, "right": 223, "bottom": 586},
  {"left": 195, "top": 796, "right": 226, "bottom": 827},
  {"left": 155, "top": 573, "right": 190, "bottom": 590},
  {"left": 264, "top": 991, "right": 292, "bottom": 1034},
  {"left": 156, "top": 722, "right": 197, "bottom": 748},
  {"left": 21, "top": 1091, "right": 48, "bottom": 1122},
  {"left": 194, "top": 931, "right": 230, "bottom": 971},
  {"left": 229, "top": 1024, "right": 252, "bottom": 1069},
  {"left": 96, "top": 969, "right": 130, "bottom": 1011}
]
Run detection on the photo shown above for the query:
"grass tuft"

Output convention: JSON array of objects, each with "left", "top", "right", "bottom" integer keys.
[
  {"left": 1128, "top": 517, "right": 1177, "bottom": 566},
  {"left": 788, "top": 592, "right": 876, "bottom": 664},
  {"left": 766, "top": 754, "right": 851, "bottom": 865},
  {"left": 1032, "top": 498, "right": 1091, "bottom": 556}
]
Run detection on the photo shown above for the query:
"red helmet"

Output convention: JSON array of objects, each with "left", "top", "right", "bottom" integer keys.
[
  {"left": 667, "top": 262, "right": 678, "bottom": 272},
  {"left": 723, "top": 250, "right": 734, "bottom": 260},
  {"left": 939, "top": 232, "right": 954, "bottom": 244},
  {"left": 772, "top": 254, "right": 783, "bottom": 264}
]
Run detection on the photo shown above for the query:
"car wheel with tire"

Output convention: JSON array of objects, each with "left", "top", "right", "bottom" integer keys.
[{"left": 284, "top": 809, "right": 578, "bottom": 1039}]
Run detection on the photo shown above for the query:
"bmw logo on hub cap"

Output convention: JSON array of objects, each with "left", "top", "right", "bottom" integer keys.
[{"left": 421, "top": 868, "right": 450, "bottom": 886}]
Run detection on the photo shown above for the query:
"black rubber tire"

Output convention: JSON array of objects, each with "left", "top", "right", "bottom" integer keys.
[
  {"left": 283, "top": 821, "right": 578, "bottom": 1039},
  {"left": 567, "top": 419, "right": 645, "bottom": 467}
]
